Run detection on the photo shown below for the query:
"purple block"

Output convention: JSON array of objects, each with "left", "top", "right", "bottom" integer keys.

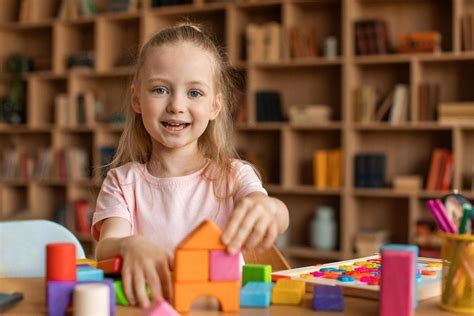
[
  {"left": 47, "top": 279, "right": 116, "bottom": 316},
  {"left": 312, "top": 284, "right": 344, "bottom": 311},
  {"left": 209, "top": 250, "right": 241, "bottom": 281},
  {"left": 47, "top": 281, "right": 76, "bottom": 316}
]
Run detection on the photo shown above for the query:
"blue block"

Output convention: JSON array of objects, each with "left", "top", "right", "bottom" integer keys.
[
  {"left": 381, "top": 244, "right": 419, "bottom": 307},
  {"left": 312, "top": 284, "right": 344, "bottom": 311},
  {"left": 77, "top": 266, "right": 104, "bottom": 281},
  {"left": 240, "top": 282, "right": 274, "bottom": 307}
]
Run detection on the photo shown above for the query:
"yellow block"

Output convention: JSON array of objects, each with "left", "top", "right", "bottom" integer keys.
[
  {"left": 271, "top": 279, "right": 305, "bottom": 305},
  {"left": 76, "top": 258, "right": 97, "bottom": 268},
  {"left": 299, "top": 274, "right": 315, "bottom": 279}
]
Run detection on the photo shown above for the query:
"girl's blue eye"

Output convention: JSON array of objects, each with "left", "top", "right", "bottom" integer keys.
[
  {"left": 153, "top": 87, "right": 168, "bottom": 95},
  {"left": 189, "top": 90, "right": 203, "bottom": 98}
]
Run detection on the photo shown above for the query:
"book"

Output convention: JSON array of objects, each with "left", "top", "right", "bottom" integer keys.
[
  {"left": 246, "top": 24, "right": 265, "bottom": 62},
  {"left": 426, "top": 148, "right": 448, "bottom": 190},
  {"left": 389, "top": 84, "right": 409, "bottom": 124},
  {"left": 264, "top": 22, "right": 281, "bottom": 62},
  {"left": 462, "top": 14, "right": 472, "bottom": 51},
  {"left": 314, "top": 150, "right": 328, "bottom": 189},
  {"left": 374, "top": 89, "right": 394, "bottom": 122}
]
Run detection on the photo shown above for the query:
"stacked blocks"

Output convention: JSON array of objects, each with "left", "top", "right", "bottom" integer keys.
[
  {"left": 77, "top": 265, "right": 104, "bottom": 281},
  {"left": 242, "top": 264, "right": 272, "bottom": 285},
  {"left": 312, "top": 284, "right": 344, "bottom": 311},
  {"left": 380, "top": 244, "right": 418, "bottom": 309},
  {"left": 173, "top": 220, "right": 241, "bottom": 313},
  {"left": 380, "top": 244, "right": 417, "bottom": 316},
  {"left": 97, "top": 257, "right": 122, "bottom": 275},
  {"left": 240, "top": 282, "right": 274, "bottom": 307},
  {"left": 271, "top": 279, "right": 305, "bottom": 305},
  {"left": 143, "top": 299, "right": 180, "bottom": 316},
  {"left": 46, "top": 243, "right": 115, "bottom": 316}
]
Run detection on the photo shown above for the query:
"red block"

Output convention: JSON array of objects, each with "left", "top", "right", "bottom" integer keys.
[
  {"left": 47, "top": 243, "right": 76, "bottom": 281},
  {"left": 97, "top": 257, "right": 122, "bottom": 275},
  {"left": 380, "top": 250, "right": 414, "bottom": 316}
]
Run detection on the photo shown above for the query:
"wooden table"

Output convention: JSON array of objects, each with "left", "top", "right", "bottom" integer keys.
[{"left": 0, "top": 278, "right": 456, "bottom": 315}]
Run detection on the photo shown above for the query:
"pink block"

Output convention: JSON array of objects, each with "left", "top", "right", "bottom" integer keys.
[
  {"left": 209, "top": 250, "right": 241, "bottom": 281},
  {"left": 143, "top": 299, "right": 179, "bottom": 316},
  {"left": 380, "top": 250, "right": 414, "bottom": 316}
]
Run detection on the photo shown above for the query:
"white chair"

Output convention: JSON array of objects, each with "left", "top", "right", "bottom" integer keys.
[{"left": 0, "top": 220, "right": 86, "bottom": 277}]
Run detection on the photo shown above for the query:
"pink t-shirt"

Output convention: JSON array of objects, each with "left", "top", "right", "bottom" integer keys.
[{"left": 91, "top": 160, "right": 267, "bottom": 254}]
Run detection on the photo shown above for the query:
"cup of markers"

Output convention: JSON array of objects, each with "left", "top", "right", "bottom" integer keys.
[{"left": 439, "top": 232, "right": 474, "bottom": 314}]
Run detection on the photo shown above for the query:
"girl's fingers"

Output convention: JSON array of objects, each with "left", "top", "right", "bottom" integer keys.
[
  {"left": 261, "top": 221, "right": 278, "bottom": 250},
  {"left": 159, "top": 259, "right": 173, "bottom": 301},
  {"left": 144, "top": 264, "right": 162, "bottom": 301},
  {"left": 243, "top": 216, "right": 270, "bottom": 250},
  {"left": 228, "top": 210, "right": 261, "bottom": 254},
  {"left": 133, "top": 270, "right": 150, "bottom": 308},
  {"left": 121, "top": 261, "right": 136, "bottom": 306},
  {"left": 222, "top": 201, "right": 248, "bottom": 245}
]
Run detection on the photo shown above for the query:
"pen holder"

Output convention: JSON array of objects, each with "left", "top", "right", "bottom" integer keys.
[{"left": 439, "top": 232, "right": 474, "bottom": 314}]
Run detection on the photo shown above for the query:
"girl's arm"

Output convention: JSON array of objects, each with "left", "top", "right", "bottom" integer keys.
[
  {"left": 95, "top": 218, "right": 172, "bottom": 308},
  {"left": 222, "top": 192, "right": 289, "bottom": 255}
]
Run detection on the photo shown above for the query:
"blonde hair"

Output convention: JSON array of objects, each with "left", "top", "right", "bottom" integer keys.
[{"left": 112, "top": 23, "right": 241, "bottom": 199}]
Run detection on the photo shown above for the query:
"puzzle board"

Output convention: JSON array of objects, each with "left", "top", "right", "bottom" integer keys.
[{"left": 272, "top": 255, "right": 442, "bottom": 300}]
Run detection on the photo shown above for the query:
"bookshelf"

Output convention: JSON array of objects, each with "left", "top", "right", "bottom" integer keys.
[{"left": 0, "top": 0, "right": 473, "bottom": 265}]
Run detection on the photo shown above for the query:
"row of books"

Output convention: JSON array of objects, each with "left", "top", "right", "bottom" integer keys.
[
  {"left": 53, "top": 199, "right": 92, "bottom": 235},
  {"left": 246, "top": 23, "right": 328, "bottom": 62},
  {"left": 354, "top": 84, "right": 409, "bottom": 124},
  {"left": 313, "top": 149, "right": 342, "bottom": 190},
  {"left": 426, "top": 148, "right": 453, "bottom": 191},
  {"left": 0, "top": 147, "right": 90, "bottom": 180},
  {"left": 255, "top": 91, "right": 283, "bottom": 122},
  {"left": 55, "top": 90, "right": 122, "bottom": 127},
  {"left": 354, "top": 154, "right": 386, "bottom": 188},
  {"left": 462, "top": 13, "right": 474, "bottom": 51},
  {"left": 437, "top": 102, "right": 474, "bottom": 124}
]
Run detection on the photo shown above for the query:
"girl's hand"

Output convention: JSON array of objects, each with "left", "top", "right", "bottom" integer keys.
[
  {"left": 222, "top": 193, "right": 280, "bottom": 255},
  {"left": 120, "top": 235, "right": 173, "bottom": 308}
]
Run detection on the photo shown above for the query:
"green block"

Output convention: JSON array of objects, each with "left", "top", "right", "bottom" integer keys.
[
  {"left": 113, "top": 280, "right": 152, "bottom": 306},
  {"left": 242, "top": 264, "right": 272, "bottom": 285},
  {"left": 114, "top": 280, "right": 128, "bottom": 306}
]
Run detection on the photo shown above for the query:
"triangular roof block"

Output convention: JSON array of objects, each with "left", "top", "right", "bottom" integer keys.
[{"left": 178, "top": 220, "right": 226, "bottom": 250}]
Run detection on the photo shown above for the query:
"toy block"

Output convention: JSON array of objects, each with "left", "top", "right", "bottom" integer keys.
[
  {"left": 78, "top": 278, "right": 116, "bottom": 315},
  {"left": 271, "top": 279, "right": 305, "bottom": 305},
  {"left": 113, "top": 280, "right": 151, "bottom": 307},
  {"left": 77, "top": 266, "right": 104, "bottom": 281},
  {"left": 73, "top": 283, "right": 110, "bottom": 316},
  {"left": 175, "top": 249, "right": 209, "bottom": 281},
  {"left": 240, "top": 282, "right": 274, "bottom": 308},
  {"left": 144, "top": 298, "right": 180, "bottom": 316},
  {"left": 380, "top": 249, "right": 415, "bottom": 316},
  {"left": 312, "top": 284, "right": 344, "bottom": 311},
  {"left": 272, "top": 274, "right": 291, "bottom": 282},
  {"left": 114, "top": 280, "right": 129, "bottom": 306},
  {"left": 209, "top": 250, "right": 241, "bottom": 281},
  {"left": 173, "top": 281, "right": 240, "bottom": 313},
  {"left": 47, "top": 280, "right": 75, "bottom": 316},
  {"left": 76, "top": 258, "right": 98, "bottom": 268},
  {"left": 178, "top": 220, "right": 225, "bottom": 250},
  {"left": 381, "top": 244, "right": 418, "bottom": 307},
  {"left": 46, "top": 243, "right": 76, "bottom": 281},
  {"left": 242, "top": 264, "right": 271, "bottom": 286},
  {"left": 97, "top": 256, "right": 122, "bottom": 275}
]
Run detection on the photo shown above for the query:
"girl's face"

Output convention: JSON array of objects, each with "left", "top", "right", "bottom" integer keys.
[{"left": 131, "top": 42, "right": 221, "bottom": 153}]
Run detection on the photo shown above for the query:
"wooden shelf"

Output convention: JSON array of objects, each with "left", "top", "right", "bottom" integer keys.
[{"left": 0, "top": 0, "right": 473, "bottom": 262}]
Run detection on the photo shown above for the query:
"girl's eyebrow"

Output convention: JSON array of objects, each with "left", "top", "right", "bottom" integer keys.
[{"left": 147, "top": 77, "right": 210, "bottom": 89}]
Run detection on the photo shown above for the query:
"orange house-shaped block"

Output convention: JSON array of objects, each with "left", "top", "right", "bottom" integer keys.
[{"left": 173, "top": 220, "right": 240, "bottom": 313}]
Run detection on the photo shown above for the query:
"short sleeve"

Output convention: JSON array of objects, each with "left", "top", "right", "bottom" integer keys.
[
  {"left": 91, "top": 169, "right": 133, "bottom": 241},
  {"left": 233, "top": 162, "right": 268, "bottom": 203}
]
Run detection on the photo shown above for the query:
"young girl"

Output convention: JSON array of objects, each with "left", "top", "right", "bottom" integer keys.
[{"left": 92, "top": 23, "right": 289, "bottom": 308}]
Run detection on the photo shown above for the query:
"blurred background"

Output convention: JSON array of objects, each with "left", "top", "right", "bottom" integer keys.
[{"left": 0, "top": 0, "right": 473, "bottom": 267}]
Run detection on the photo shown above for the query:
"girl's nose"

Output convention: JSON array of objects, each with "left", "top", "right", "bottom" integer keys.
[{"left": 166, "top": 94, "right": 185, "bottom": 114}]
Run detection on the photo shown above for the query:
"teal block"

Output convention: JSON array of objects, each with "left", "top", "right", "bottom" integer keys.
[
  {"left": 242, "top": 264, "right": 272, "bottom": 286},
  {"left": 240, "top": 281, "right": 274, "bottom": 307},
  {"left": 380, "top": 244, "right": 419, "bottom": 308},
  {"left": 77, "top": 266, "right": 104, "bottom": 281}
]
